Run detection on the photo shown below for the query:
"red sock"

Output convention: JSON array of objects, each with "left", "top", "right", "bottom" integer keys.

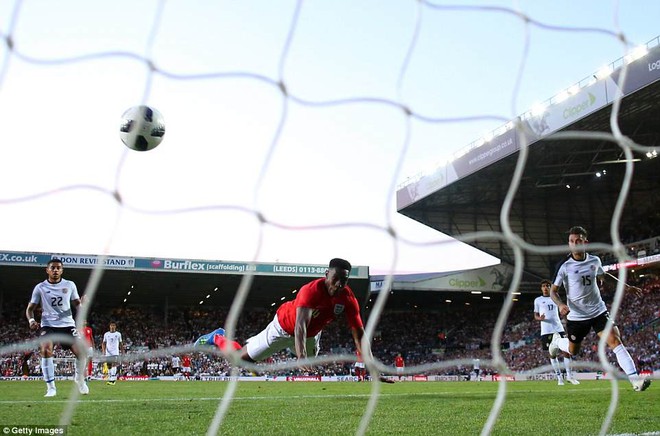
[{"left": 213, "top": 334, "right": 242, "bottom": 351}]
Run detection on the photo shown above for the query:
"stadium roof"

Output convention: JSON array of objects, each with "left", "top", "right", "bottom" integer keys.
[
  {"left": 397, "top": 42, "right": 660, "bottom": 284},
  {"left": 0, "top": 251, "right": 370, "bottom": 309}
]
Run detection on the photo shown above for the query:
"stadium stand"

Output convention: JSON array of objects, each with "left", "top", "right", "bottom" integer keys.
[{"left": 2, "top": 269, "right": 658, "bottom": 379}]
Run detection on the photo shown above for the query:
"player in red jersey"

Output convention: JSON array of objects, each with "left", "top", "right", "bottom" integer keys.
[
  {"left": 82, "top": 321, "right": 95, "bottom": 380},
  {"left": 394, "top": 353, "right": 405, "bottom": 380},
  {"left": 196, "top": 258, "right": 367, "bottom": 369},
  {"left": 181, "top": 355, "right": 192, "bottom": 380}
]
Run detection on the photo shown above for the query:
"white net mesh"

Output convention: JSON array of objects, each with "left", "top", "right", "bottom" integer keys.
[{"left": 1, "top": 1, "right": 658, "bottom": 435}]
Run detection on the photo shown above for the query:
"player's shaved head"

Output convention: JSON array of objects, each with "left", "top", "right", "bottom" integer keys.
[{"left": 329, "top": 258, "right": 351, "bottom": 272}]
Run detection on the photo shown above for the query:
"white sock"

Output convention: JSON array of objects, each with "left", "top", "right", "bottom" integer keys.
[
  {"left": 42, "top": 357, "right": 55, "bottom": 388},
  {"left": 612, "top": 344, "right": 638, "bottom": 378},
  {"left": 73, "top": 360, "right": 87, "bottom": 385},
  {"left": 563, "top": 357, "right": 573, "bottom": 379},
  {"left": 549, "top": 358, "right": 563, "bottom": 379},
  {"left": 110, "top": 366, "right": 117, "bottom": 381},
  {"left": 557, "top": 338, "right": 571, "bottom": 355}
]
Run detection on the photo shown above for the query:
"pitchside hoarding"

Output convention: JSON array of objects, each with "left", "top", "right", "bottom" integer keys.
[{"left": 0, "top": 250, "right": 368, "bottom": 279}]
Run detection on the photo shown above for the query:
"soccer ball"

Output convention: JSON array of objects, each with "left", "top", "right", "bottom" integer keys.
[{"left": 119, "top": 105, "right": 166, "bottom": 151}]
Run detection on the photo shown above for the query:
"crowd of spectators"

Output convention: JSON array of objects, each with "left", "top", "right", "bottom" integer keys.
[
  {"left": 600, "top": 236, "right": 660, "bottom": 265},
  {"left": 1, "top": 272, "right": 658, "bottom": 380},
  {"left": 599, "top": 210, "right": 660, "bottom": 265}
]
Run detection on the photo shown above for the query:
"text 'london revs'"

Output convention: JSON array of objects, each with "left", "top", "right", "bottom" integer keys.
[{"left": 55, "top": 256, "right": 132, "bottom": 266}]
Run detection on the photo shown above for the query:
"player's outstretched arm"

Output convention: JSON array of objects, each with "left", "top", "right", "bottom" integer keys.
[
  {"left": 604, "top": 272, "right": 643, "bottom": 297},
  {"left": 294, "top": 307, "right": 313, "bottom": 370},
  {"left": 351, "top": 326, "right": 365, "bottom": 356},
  {"left": 549, "top": 284, "right": 569, "bottom": 317}
]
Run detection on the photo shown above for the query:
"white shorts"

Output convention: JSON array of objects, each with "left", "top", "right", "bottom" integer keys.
[
  {"left": 182, "top": 366, "right": 191, "bottom": 373},
  {"left": 396, "top": 366, "right": 404, "bottom": 374},
  {"left": 245, "top": 314, "right": 320, "bottom": 362},
  {"left": 105, "top": 353, "right": 120, "bottom": 364},
  {"left": 355, "top": 362, "right": 365, "bottom": 369}
]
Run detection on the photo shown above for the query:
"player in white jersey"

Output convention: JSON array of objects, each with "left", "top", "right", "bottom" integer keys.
[
  {"left": 102, "top": 322, "right": 123, "bottom": 385},
  {"left": 534, "top": 280, "right": 578, "bottom": 386},
  {"left": 548, "top": 226, "right": 650, "bottom": 392},
  {"left": 171, "top": 355, "right": 181, "bottom": 378},
  {"left": 25, "top": 258, "right": 89, "bottom": 397}
]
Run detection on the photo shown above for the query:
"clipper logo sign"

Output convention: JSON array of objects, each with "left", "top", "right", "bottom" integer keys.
[
  {"left": 563, "top": 93, "right": 596, "bottom": 120},
  {"left": 449, "top": 277, "right": 486, "bottom": 289}
]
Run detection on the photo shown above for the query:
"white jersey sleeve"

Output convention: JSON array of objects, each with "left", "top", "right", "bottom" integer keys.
[{"left": 533, "top": 298, "right": 541, "bottom": 315}]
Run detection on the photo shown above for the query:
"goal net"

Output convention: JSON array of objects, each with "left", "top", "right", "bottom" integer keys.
[{"left": 0, "top": 1, "right": 658, "bottom": 435}]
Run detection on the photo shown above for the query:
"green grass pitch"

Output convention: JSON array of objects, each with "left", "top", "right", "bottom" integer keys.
[{"left": 0, "top": 380, "right": 657, "bottom": 435}]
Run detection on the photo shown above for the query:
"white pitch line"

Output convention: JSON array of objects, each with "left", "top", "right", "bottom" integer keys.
[
  {"left": 607, "top": 433, "right": 660, "bottom": 436},
  {"left": 0, "top": 386, "right": 617, "bottom": 404}
]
